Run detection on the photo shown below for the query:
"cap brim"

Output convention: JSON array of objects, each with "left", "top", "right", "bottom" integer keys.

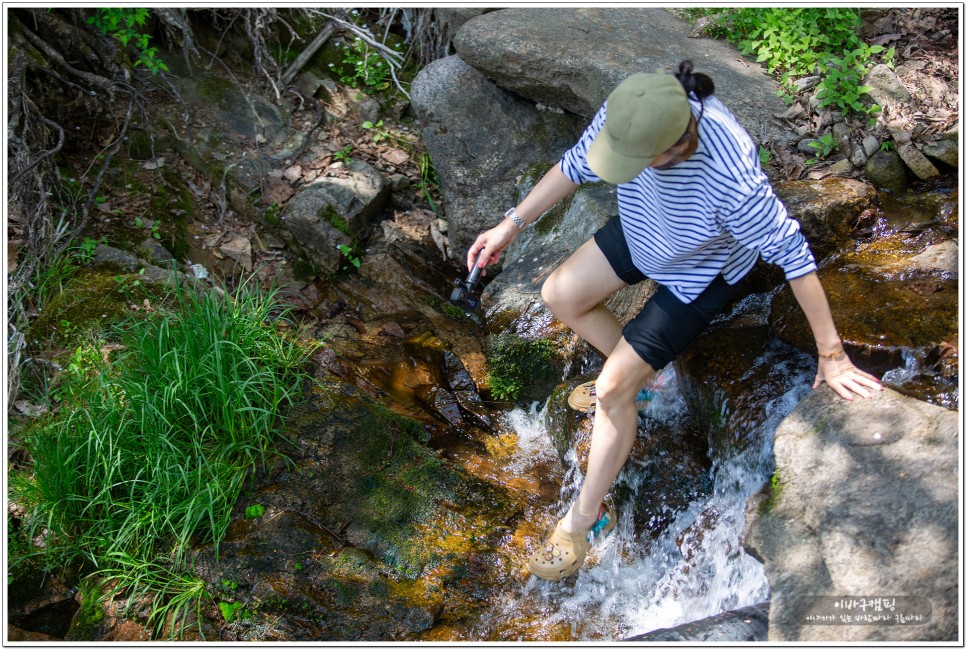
[{"left": 587, "top": 132, "right": 656, "bottom": 185}]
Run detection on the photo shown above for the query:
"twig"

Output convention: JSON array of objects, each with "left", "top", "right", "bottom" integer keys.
[
  {"left": 280, "top": 21, "right": 337, "bottom": 88},
  {"left": 9, "top": 117, "right": 65, "bottom": 188}
]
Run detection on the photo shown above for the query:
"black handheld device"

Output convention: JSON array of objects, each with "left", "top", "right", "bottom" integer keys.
[{"left": 449, "top": 252, "right": 483, "bottom": 324}]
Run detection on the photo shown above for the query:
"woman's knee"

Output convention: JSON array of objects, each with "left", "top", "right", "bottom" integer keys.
[
  {"left": 541, "top": 270, "right": 573, "bottom": 318},
  {"left": 593, "top": 372, "right": 639, "bottom": 410}
]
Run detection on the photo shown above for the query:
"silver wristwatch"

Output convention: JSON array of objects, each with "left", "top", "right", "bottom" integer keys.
[{"left": 505, "top": 207, "right": 526, "bottom": 230}]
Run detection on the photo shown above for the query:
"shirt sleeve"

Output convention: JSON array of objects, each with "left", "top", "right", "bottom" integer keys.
[
  {"left": 559, "top": 102, "right": 606, "bottom": 185},
  {"left": 719, "top": 155, "right": 817, "bottom": 281}
]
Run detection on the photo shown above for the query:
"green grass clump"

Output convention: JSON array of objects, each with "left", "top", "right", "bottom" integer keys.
[{"left": 16, "top": 277, "right": 314, "bottom": 637}]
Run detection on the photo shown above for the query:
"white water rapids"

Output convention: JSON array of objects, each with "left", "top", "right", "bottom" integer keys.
[{"left": 473, "top": 351, "right": 814, "bottom": 641}]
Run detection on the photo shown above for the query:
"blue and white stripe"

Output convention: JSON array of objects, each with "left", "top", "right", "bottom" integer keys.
[{"left": 560, "top": 94, "right": 816, "bottom": 304}]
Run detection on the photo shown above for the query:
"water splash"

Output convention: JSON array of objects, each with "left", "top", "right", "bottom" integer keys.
[{"left": 481, "top": 345, "right": 815, "bottom": 640}]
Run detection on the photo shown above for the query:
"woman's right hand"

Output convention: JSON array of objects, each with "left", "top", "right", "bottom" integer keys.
[{"left": 467, "top": 218, "right": 520, "bottom": 275}]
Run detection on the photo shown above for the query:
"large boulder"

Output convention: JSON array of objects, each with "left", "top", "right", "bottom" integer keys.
[
  {"left": 743, "top": 387, "right": 959, "bottom": 642},
  {"left": 410, "top": 56, "right": 583, "bottom": 251},
  {"left": 454, "top": 7, "right": 795, "bottom": 144}
]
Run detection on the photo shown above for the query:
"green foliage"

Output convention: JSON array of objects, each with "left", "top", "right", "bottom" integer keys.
[
  {"left": 416, "top": 152, "right": 442, "bottom": 217},
  {"left": 708, "top": 8, "right": 891, "bottom": 115},
  {"left": 218, "top": 600, "right": 249, "bottom": 623},
  {"left": 19, "top": 276, "right": 314, "bottom": 637},
  {"left": 132, "top": 216, "right": 161, "bottom": 240},
  {"left": 816, "top": 42, "right": 892, "bottom": 116},
  {"left": 86, "top": 8, "right": 169, "bottom": 75},
  {"left": 486, "top": 334, "right": 555, "bottom": 402},
  {"left": 333, "top": 145, "right": 354, "bottom": 163},
  {"left": 807, "top": 133, "right": 838, "bottom": 158},
  {"left": 72, "top": 237, "right": 105, "bottom": 265},
  {"left": 758, "top": 146, "right": 772, "bottom": 166},
  {"left": 361, "top": 120, "right": 389, "bottom": 143},
  {"left": 880, "top": 140, "right": 895, "bottom": 152},
  {"left": 331, "top": 37, "right": 390, "bottom": 92},
  {"left": 337, "top": 243, "right": 362, "bottom": 269}
]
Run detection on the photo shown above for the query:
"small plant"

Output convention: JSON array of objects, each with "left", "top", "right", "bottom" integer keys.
[
  {"left": 133, "top": 217, "right": 161, "bottom": 240},
  {"left": 807, "top": 133, "right": 838, "bottom": 158},
  {"left": 758, "top": 146, "right": 772, "bottom": 166},
  {"left": 361, "top": 120, "right": 389, "bottom": 143},
  {"left": 86, "top": 8, "right": 169, "bottom": 75},
  {"left": 333, "top": 145, "right": 354, "bottom": 163},
  {"left": 218, "top": 601, "right": 249, "bottom": 623},
  {"left": 333, "top": 37, "right": 390, "bottom": 91},
  {"left": 337, "top": 243, "right": 362, "bottom": 269},
  {"left": 880, "top": 140, "right": 895, "bottom": 152},
  {"left": 73, "top": 237, "right": 104, "bottom": 265}
]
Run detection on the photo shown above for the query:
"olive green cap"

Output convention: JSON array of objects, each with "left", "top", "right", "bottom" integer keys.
[{"left": 587, "top": 73, "right": 691, "bottom": 184}]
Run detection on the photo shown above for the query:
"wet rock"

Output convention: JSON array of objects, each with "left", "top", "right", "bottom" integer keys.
[
  {"left": 864, "top": 150, "right": 909, "bottom": 192},
  {"left": 772, "top": 178, "right": 876, "bottom": 263},
  {"left": 190, "top": 385, "right": 520, "bottom": 641},
  {"left": 414, "top": 384, "right": 466, "bottom": 429},
  {"left": 743, "top": 387, "right": 959, "bottom": 641},
  {"left": 676, "top": 506, "right": 721, "bottom": 561},
  {"left": 410, "top": 55, "right": 583, "bottom": 250},
  {"left": 444, "top": 351, "right": 492, "bottom": 428},
  {"left": 677, "top": 323, "right": 816, "bottom": 456},
  {"left": 7, "top": 625, "right": 57, "bottom": 642},
  {"left": 768, "top": 251, "right": 958, "bottom": 406},
  {"left": 626, "top": 602, "right": 769, "bottom": 642}
]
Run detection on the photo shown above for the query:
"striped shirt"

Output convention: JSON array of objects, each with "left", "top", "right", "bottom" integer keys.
[{"left": 560, "top": 94, "right": 816, "bottom": 304}]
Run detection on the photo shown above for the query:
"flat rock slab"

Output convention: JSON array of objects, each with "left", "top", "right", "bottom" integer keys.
[{"left": 743, "top": 387, "right": 959, "bottom": 641}]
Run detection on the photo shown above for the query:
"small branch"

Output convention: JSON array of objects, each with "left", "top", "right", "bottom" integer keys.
[
  {"left": 9, "top": 117, "right": 65, "bottom": 188},
  {"left": 280, "top": 22, "right": 336, "bottom": 88}
]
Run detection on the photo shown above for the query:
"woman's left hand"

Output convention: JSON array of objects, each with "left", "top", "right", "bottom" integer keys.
[{"left": 813, "top": 353, "right": 883, "bottom": 401}]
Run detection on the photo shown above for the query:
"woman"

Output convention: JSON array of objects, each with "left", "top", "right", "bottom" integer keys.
[{"left": 467, "top": 61, "right": 882, "bottom": 581}]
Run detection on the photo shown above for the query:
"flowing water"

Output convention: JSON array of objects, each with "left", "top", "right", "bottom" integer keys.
[{"left": 465, "top": 343, "right": 815, "bottom": 641}]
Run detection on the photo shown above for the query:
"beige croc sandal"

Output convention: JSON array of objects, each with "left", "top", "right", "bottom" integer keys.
[
  {"left": 528, "top": 504, "right": 617, "bottom": 581},
  {"left": 568, "top": 380, "right": 658, "bottom": 414},
  {"left": 567, "top": 380, "right": 597, "bottom": 413}
]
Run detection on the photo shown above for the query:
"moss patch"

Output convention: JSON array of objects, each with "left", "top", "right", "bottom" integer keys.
[
  {"left": 27, "top": 269, "right": 148, "bottom": 347},
  {"left": 485, "top": 333, "right": 555, "bottom": 402}
]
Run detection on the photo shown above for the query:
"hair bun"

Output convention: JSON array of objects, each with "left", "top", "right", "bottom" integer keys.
[{"left": 674, "top": 60, "right": 715, "bottom": 99}]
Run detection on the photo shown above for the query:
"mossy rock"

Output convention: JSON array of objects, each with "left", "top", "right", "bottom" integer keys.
[{"left": 27, "top": 269, "right": 148, "bottom": 347}]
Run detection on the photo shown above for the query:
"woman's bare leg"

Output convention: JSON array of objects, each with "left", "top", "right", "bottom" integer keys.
[
  {"left": 560, "top": 338, "right": 655, "bottom": 532},
  {"left": 541, "top": 238, "right": 654, "bottom": 533}
]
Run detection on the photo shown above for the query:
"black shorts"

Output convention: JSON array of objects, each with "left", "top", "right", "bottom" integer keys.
[{"left": 593, "top": 216, "right": 742, "bottom": 370}]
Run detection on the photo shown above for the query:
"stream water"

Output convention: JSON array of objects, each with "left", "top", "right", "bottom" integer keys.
[{"left": 460, "top": 330, "right": 816, "bottom": 641}]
